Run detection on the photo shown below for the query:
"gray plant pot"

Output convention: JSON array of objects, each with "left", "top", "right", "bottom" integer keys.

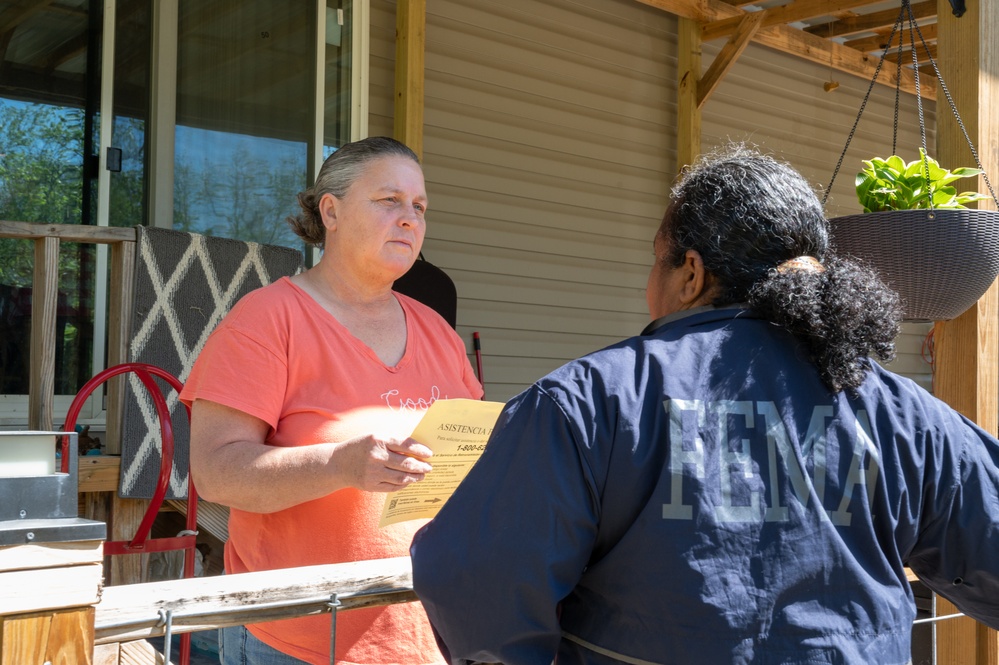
[{"left": 829, "top": 209, "right": 999, "bottom": 321}]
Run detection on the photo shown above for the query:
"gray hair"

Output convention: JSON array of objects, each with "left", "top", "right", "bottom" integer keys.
[
  {"left": 656, "top": 143, "right": 900, "bottom": 392},
  {"left": 286, "top": 137, "right": 421, "bottom": 248},
  {"left": 658, "top": 143, "right": 829, "bottom": 303}
]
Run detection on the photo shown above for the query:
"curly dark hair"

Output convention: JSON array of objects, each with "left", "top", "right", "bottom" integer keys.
[
  {"left": 657, "top": 144, "right": 901, "bottom": 392},
  {"left": 286, "top": 136, "right": 421, "bottom": 249}
]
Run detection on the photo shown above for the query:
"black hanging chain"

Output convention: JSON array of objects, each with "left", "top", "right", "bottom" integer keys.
[
  {"left": 905, "top": 3, "right": 932, "bottom": 203},
  {"left": 822, "top": 6, "right": 904, "bottom": 205},
  {"left": 891, "top": 16, "right": 903, "bottom": 155},
  {"left": 823, "top": 0, "right": 999, "bottom": 209}
]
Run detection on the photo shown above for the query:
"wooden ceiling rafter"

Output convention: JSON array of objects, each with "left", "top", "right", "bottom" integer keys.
[
  {"left": 883, "top": 41, "right": 937, "bottom": 64},
  {"left": 702, "top": 0, "right": 878, "bottom": 43},
  {"left": 844, "top": 21, "right": 937, "bottom": 54},
  {"left": 638, "top": 0, "right": 939, "bottom": 101},
  {"left": 807, "top": 0, "right": 935, "bottom": 38},
  {"left": 697, "top": 10, "right": 764, "bottom": 107}
]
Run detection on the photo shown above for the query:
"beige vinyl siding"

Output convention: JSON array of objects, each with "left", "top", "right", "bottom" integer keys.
[
  {"left": 373, "top": 0, "right": 674, "bottom": 401},
  {"left": 888, "top": 322, "right": 934, "bottom": 391},
  {"left": 368, "top": 1, "right": 397, "bottom": 136},
  {"left": 371, "top": 0, "right": 934, "bottom": 400}
]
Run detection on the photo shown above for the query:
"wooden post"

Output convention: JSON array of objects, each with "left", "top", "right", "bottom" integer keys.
[
  {"left": 104, "top": 239, "right": 136, "bottom": 457},
  {"left": 676, "top": 17, "right": 702, "bottom": 174},
  {"left": 28, "top": 236, "right": 59, "bottom": 432},
  {"left": 932, "top": 2, "right": 999, "bottom": 664},
  {"left": 0, "top": 541, "right": 104, "bottom": 665},
  {"left": 108, "top": 498, "right": 151, "bottom": 586},
  {"left": 394, "top": 0, "right": 425, "bottom": 159}
]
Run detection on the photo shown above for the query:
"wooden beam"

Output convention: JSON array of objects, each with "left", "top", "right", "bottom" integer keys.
[
  {"left": 697, "top": 11, "right": 765, "bottom": 108},
  {"left": 844, "top": 23, "right": 937, "bottom": 55},
  {"left": 92, "top": 643, "right": 118, "bottom": 665},
  {"left": 703, "top": 0, "right": 875, "bottom": 43},
  {"left": 0, "top": 607, "right": 96, "bottom": 665},
  {"left": 0, "top": 564, "right": 103, "bottom": 615},
  {"left": 108, "top": 498, "right": 150, "bottom": 586},
  {"left": 637, "top": 0, "right": 731, "bottom": 23},
  {"left": 883, "top": 42, "right": 937, "bottom": 66},
  {"left": 78, "top": 455, "right": 121, "bottom": 493},
  {"left": 105, "top": 239, "right": 136, "bottom": 456},
  {"left": 677, "top": 17, "right": 701, "bottom": 174},
  {"left": 0, "top": 541, "right": 102, "bottom": 664},
  {"left": 0, "top": 542, "right": 103, "bottom": 573},
  {"left": 807, "top": 1, "right": 935, "bottom": 39},
  {"left": 932, "top": 2, "right": 999, "bottom": 665},
  {"left": 760, "top": 23, "right": 935, "bottom": 99},
  {"left": 636, "top": 0, "right": 935, "bottom": 99},
  {"left": 393, "top": 0, "right": 425, "bottom": 159},
  {"left": 94, "top": 557, "right": 417, "bottom": 643},
  {"left": 0, "top": 221, "right": 135, "bottom": 244},
  {"left": 28, "top": 236, "right": 59, "bottom": 431}
]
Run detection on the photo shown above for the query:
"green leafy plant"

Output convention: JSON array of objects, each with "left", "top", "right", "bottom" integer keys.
[{"left": 855, "top": 149, "right": 987, "bottom": 212}]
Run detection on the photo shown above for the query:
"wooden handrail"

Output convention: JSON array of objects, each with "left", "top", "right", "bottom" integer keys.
[
  {"left": 87, "top": 556, "right": 944, "bottom": 649},
  {"left": 0, "top": 220, "right": 136, "bottom": 243},
  {"left": 93, "top": 556, "right": 417, "bottom": 644}
]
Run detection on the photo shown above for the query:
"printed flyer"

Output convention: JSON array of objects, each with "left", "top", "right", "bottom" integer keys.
[{"left": 379, "top": 398, "right": 504, "bottom": 528}]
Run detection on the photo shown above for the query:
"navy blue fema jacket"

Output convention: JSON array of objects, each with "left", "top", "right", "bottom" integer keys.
[{"left": 411, "top": 307, "right": 999, "bottom": 665}]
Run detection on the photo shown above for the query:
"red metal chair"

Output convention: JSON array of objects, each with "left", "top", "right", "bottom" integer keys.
[{"left": 63, "top": 362, "right": 198, "bottom": 665}]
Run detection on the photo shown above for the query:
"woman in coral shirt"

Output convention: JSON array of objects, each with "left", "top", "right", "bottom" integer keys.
[{"left": 181, "top": 137, "right": 482, "bottom": 665}]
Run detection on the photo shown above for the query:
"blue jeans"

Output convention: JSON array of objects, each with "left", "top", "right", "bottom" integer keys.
[{"left": 219, "top": 624, "right": 309, "bottom": 665}]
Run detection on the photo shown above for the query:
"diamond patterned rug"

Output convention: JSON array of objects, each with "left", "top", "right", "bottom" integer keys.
[{"left": 119, "top": 226, "right": 303, "bottom": 499}]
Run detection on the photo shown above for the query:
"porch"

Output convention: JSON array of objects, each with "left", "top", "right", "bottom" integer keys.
[{"left": 2, "top": 0, "right": 999, "bottom": 662}]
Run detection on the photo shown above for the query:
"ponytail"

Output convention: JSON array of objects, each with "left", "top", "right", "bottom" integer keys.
[{"left": 748, "top": 256, "right": 901, "bottom": 392}]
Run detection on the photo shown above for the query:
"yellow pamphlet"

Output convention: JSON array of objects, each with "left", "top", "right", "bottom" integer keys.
[{"left": 378, "top": 398, "right": 505, "bottom": 528}]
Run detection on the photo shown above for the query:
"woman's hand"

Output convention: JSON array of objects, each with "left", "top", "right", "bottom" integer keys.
[
  {"left": 331, "top": 435, "right": 434, "bottom": 492},
  {"left": 191, "top": 399, "right": 436, "bottom": 512}
]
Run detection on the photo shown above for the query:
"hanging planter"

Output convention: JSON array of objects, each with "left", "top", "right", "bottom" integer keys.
[
  {"left": 823, "top": 1, "right": 999, "bottom": 322},
  {"left": 830, "top": 209, "right": 999, "bottom": 321}
]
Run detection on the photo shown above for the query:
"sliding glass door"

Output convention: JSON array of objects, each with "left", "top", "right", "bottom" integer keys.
[
  {"left": 0, "top": 0, "right": 115, "bottom": 403},
  {"left": 0, "top": 0, "right": 359, "bottom": 425}
]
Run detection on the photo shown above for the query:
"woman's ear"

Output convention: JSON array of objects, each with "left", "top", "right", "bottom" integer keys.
[
  {"left": 318, "top": 193, "right": 338, "bottom": 233},
  {"left": 678, "top": 249, "right": 711, "bottom": 306}
]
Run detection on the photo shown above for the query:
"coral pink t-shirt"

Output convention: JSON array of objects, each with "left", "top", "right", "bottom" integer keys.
[{"left": 180, "top": 277, "right": 483, "bottom": 665}]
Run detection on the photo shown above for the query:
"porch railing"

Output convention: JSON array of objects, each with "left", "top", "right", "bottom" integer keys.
[
  {"left": 93, "top": 556, "right": 416, "bottom": 661},
  {"left": 0, "top": 220, "right": 137, "bottom": 442}
]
